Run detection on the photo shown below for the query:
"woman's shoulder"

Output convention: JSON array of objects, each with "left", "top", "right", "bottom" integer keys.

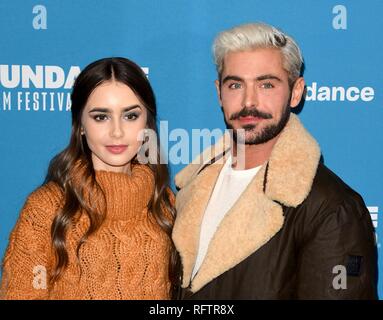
[
  {"left": 21, "top": 182, "right": 64, "bottom": 222},
  {"left": 6, "top": 182, "right": 64, "bottom": 246},
  {"left": 27, "top": 181, "right": 63, "bottom": 204}
]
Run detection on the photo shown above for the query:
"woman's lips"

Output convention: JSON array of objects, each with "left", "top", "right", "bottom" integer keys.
[{"left": 105, "top": 145, "right": 128, "bottom": 154}]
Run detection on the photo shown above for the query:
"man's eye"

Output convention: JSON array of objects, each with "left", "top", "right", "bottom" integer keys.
[
  {"left": 93, "top": 114, "right": 108, "bottom": 121},
  {"left": 228, "top": 83, "right": 242, "bottom": 89},
  {"left": 261, "top": 82, "right": 274, "bottom": 89}
]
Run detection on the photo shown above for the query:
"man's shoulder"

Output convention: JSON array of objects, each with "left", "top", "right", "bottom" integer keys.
[
  {"left": 311, "top": 163, "right": 364, "bottom": 203},
  {"left": 285, "top": 163, "right": 374, "bottom": 246},
  {"left": 297, "top": 162, "right": 369, "bottom": 222}
]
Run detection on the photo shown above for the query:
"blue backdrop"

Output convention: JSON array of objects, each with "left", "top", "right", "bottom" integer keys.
[{"left": 0, "top": 0, "right": 382, "bottom": 298}]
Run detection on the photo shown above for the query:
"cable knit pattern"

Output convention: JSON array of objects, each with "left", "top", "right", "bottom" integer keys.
[{"left": 0, "top": 164, "right": 173, "bottom": 300}]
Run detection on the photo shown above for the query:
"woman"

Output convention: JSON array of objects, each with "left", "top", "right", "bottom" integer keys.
[{"left": 0, "top": 57, "right": 179, "bottom": 299}]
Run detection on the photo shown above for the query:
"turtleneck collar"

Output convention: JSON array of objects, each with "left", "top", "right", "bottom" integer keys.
[
  {"left": 70, "top": 161, "right": 155, "bottom": 221},
  {"left": 95, "top": 164, "right": 154, "bottom": 220}
]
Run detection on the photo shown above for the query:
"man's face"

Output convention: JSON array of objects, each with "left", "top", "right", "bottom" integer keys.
[{"left": 216, "top": 48, "right": 304, "bottom": 145}]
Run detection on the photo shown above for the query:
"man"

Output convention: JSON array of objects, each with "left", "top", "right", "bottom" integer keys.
[{"left": 172, "top": 23, "right": 377, "bottom": 299}]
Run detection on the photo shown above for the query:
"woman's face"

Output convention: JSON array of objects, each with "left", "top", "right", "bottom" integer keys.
[{"left": 81, "top": 81, "right": 147, "bottom": 174}]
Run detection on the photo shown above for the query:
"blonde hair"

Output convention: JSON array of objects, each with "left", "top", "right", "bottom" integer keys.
[{"left": 213, "top": 23, "right": 303, "bottom": 86}]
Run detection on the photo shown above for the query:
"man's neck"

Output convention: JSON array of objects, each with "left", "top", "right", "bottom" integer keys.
[{"left": 231, "top": 135, "right": 280, "bottom": 170}]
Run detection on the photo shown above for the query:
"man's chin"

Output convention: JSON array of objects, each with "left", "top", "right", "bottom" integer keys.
[
  {"left": 231, "top": 129, "right": 259, "bottom": 145},
  {"left": 233, "top": 126, "right": 280, "bottom": 145}
]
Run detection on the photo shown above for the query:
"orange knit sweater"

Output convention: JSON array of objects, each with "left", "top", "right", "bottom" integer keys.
[{"left": 0, "top": 164, "right": 174, "bottom": 300}]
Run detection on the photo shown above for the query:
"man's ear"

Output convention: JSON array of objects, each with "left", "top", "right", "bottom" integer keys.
[
  {"left": 215, "top": 79, "right": 222, "bottom": 106},
  {"left": 290, "top": 77, "right": 305, "bottom": 108}
]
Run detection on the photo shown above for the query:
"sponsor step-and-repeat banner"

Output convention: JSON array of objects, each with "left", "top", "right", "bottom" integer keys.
[{"left": 0, "top": 0, "right": 382, "bottom": 298}]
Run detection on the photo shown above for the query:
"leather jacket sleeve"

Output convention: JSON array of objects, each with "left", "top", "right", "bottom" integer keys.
[{"left": 296, "top": 195, "right": 378, "bottom": 299}]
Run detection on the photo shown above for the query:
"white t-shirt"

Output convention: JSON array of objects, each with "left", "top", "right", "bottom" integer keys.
[{"left": 191, "top": 156, "right": 261, "bottom": 279}]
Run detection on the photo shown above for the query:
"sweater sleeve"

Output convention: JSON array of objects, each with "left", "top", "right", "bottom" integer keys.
[
  {"left": 1, "top": 185, "right": 59, "bottom": 300},
  {"left": 296, "top": 195, "right": 378, "bottom": 299}
]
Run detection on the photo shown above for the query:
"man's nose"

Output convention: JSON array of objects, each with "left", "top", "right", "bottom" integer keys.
[{"left": 243, "top": 85, "right": 258, "bottom": 108}]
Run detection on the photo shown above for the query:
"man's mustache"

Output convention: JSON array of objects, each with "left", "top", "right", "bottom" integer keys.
[{"left": 229, "top": 107, "right": 272, "bottom": 121}]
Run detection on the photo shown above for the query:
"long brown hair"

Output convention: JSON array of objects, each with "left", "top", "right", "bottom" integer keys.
[{"left": 44, "top": 57, "right": 180, "bottom": 297}]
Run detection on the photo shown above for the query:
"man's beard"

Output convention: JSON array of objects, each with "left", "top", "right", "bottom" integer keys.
[{"left": 225, "top": 104, "right": 291, "bottom": 145}]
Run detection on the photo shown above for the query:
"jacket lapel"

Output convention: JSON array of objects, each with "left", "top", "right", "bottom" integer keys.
[
  {"left": 190, "top": 164, "right": 285, "bottom": 292},
  {"left": 173, "top": 162, "right": 224, "bottom": 288}
]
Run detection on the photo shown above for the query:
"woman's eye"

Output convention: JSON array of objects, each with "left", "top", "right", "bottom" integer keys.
[
  {"left": 125, "top": 113, "right": 139, "bottom": 120},
  {"left": 261, "top": 82, "right": 274, "bottom": 89},
  {"left": 228, "top": 83, "right": 242, "bottom": 89},
  {"left": 93, "top": 114, "right": 108, "bottom": 121}
]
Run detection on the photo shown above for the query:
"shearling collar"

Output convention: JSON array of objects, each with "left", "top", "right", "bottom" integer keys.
[{"left": 173, "top": 114, "right": 321, "bottom": 292}]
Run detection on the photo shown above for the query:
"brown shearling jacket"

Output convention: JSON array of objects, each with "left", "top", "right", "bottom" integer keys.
[{"left": 173, "top": 114, "right": 377, "bottom": 299}]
